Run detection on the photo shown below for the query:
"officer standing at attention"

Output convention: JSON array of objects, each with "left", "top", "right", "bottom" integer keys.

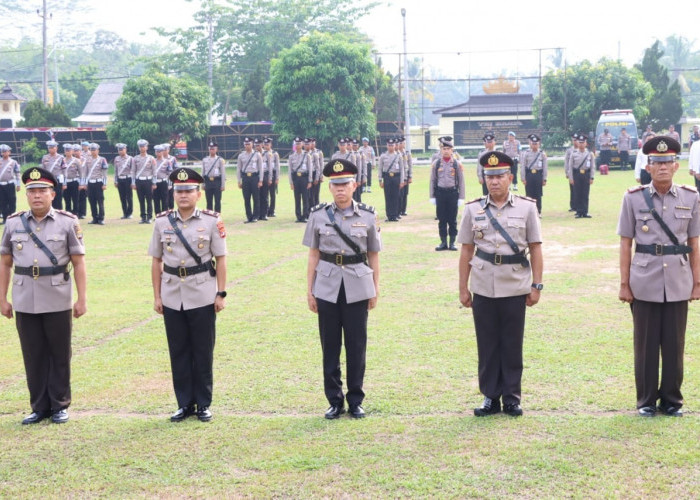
[
  {"left": 303, "top": 159, "right": 381, "bottom": 419},
  {"left": 520, "top": 134, "right": 547, "bottom": 214},
  {"left": 257, "top": 139, "right": 270, "bottom": 221},
  {"left": 564, "top": 133, "right": 579, "bottom": 212},
  {"left": 306, "top": 138, "right": 322, "bottom": 207},
  {"left": 149, "top": 167, "right": 227, "bottom": 422},
  {"left": 84, "top": 143, "right": 108, "bottom": 225},
  {"left": 162, "top": 144, "right": 178, "bottom": 210},
  {"left": 41, "top": 140, "right": 66, "bottom": 209},
  {"left": 397, "top": 137, "right": 412, "bottom": 216},
  {"left": 378, "top": 138, "right": 405, "bottom": 222},
  {"left": 62, "top": 144, "right": 80, "bottom": 216},
  {"left": 237, "top": 137, "right": 263, "bottom": 223},
  {"left": 202, "top": 141, "right": 226, "bottom": 213},
  {"left": 114, "top": 143, "right": 134, "bottom": 219},
  {"left": 477, "top": 133, "right": 496, "bottom": 196},
  {"left": 503, "top": 132, "right": 521, "bottom": 191},
  {"left": 458, "top": 151, "right": 543, "bottom": 417},
  {"left": 75, "top": 142, "right": 88, "bottom": 219},
  {"left": 133, "top": 139, "right": 157, "bottom": 224},
  {"left": 359, "top": 137, "right": 375, "bottom": 193},
  {"left": 288, "top": 136, "right": 312, "bottom": 222},
  {"left": 430, "top": 136, "right": 465, "bottom": 251},
  {"left": 567, "top": 133, "right": 595, "bottom": 218},
  {"left": 0, "top": 167, "right": 87, "bottom": 424},
  {"left": 263, "top": 137, "right": 280, "bottom": 217},
  {"left": 152, "top": 145, "right": 171, "bottom": 215},
  {"left": 597, "top": 128, "right": 614, "bottom": 167},
  {"left": 618, "top": 136, "right": 700, "bottom": 417},
  {"left": 0, "top": 144, "right": 21, "bottom": 224}
]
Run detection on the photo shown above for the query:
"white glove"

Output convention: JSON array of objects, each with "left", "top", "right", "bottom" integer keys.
[
  {"left": 429, "top": 198, "right": 436, "bottom": 205},
  {"left": 457, "top": 199, "right": 464, "bottom": 206}
]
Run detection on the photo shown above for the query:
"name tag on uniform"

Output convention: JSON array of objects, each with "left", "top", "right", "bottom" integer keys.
[
  {"left": 164, "top": 229, "right": 175, "bottom": 234},
  {"left": 15, "top": 229, "right": 27, "bottom": 233},
  {"left": 638, "top": 209, "right": 650, "bottom": 213},
  {"left": 676, "top": 206, "right": 692, "bottom": 210},
  {"left": 352, "top": 223, "right": 367, "bottom": 227},
  {"left": 475, "top": 216, "right": 486, "bottom": 221}
]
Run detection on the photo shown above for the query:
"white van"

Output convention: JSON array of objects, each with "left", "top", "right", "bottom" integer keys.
[{"left": 595, "top": 109, "right": 639, "bottom": 169}]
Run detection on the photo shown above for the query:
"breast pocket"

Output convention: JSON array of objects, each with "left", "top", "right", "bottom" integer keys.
[
  {"left": 506, "top": 217, "right": 526, "bottom": 239},
  {"left": 10, "top": 233, "right": 29, "bottom": 251},
  {"left": 350, "top": 227, "right": 368, "bottom": 243},
  {"left": 46, "top": 234, "right": 65, "bottom": 249},
  {"left": 673, "top": 210, "right": 692, "bottom": 233},
  {"left": 190, "top": 234, "right": 211, "bottom": 256}
]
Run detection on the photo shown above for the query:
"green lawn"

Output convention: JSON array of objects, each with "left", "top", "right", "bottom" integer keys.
[{"left": 0, "top": 162, "right": 698, "bottom": 498}]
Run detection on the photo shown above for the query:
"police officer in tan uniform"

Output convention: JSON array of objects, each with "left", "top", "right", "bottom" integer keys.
[
  {"left": 288, "top": 136, "right": 312, "bottom": 222},
  {"left": 0, "top": 167, "right": 87, "bottom": 424},
  {"left": 430, "top": 136, "right": 465, "bottom": 251},
  {"left": 378, "top": 138, "right": 405, "bottom": 222},
  {"left": 617, "top": 136, "right": 700, "bottom": 417},
  {"left": 520, "top": 134, "right": 548, "bottom": 214},
  {"left": 303, "top": 159, "right": 381, "bottom": 419},
  {"left": 113, "top": 143, "right": 134, "bottom": 219},
  {"left": 133, "top": 139, "right": 157, "bottom": 224},
  {"left": 84, "top": 143, "right": 109, "bottom": 225},
  {"left": 477, "top": 133, "right": 496, "bottom": 196},
  {"left": 458, "top": 151, "right": 543, "bottom": 417},
  {"left": 202, "top": 141, "right": 226, "bottom": 213},
  {"left": 149, "top": 167, "right": 228, "bottom": 422},
  {"left": 0, "top": 144, "right": 21, "bottom": 224},
  {"left": 264, "top": 137, "right": 280, "bottom": 217},
  {"left": 237, "top": 137, "right": 263, "bottom": 223},
  {"left": 359, "top": 137, "right": 375, "bottom": 193},
  {"left": 502, "top": 132, "right": 521, "bottom": 191},
  {"left": 567, "top": 133, "right": 595, "bottom": 218},
  {"left": 41, "top": 140, "right": 66, "bottom": 209}
]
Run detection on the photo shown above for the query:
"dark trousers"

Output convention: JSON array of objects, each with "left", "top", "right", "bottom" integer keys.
[
  {"left": 259, "top": 175, "right": 270, "bottom": 217},
  {"left": 204, "top": 177, "right": 222, "bottom": 213},
  {"left": 163, "top": 304, "right": 216, "bottom": 408},
  {"left": 117, "top": 177, "right": 133, "bottom": 217},
  {"left": 436, "top": 187, "right": 458, "bottom": 240},
  {"left": 167, "top": 186, "right": 174, "bottom": 210},
  {"left": 619, "top": 151, "right": 630, "bottom": 169},
  {"left": 136, "top": 179, "right": 154, "bottom": 221},
  {"left": 310, "top": 180, "right": 320, "bottom": 207},
  {"left": 472, "top": 294, "right": 527, "bottom": 405},
  {"left": 268, "top": 178, "right": 277, "bottom": 215},
  {"left": 153, "top": 181, "right": 169, "bottom": 215},
  {"left": 78, "top": 188, "right": 87, "bottom": 217},
  {"left": 241, "top": 173, "right": 260, "bottom": 221},
  {"left": 510, "top": 159, "right": 518, "bottom": 186},
  {"left": 399, "top": 183, "right": 409, "bottom": 214},
  {"left": 572, "top": 169, "right": 591, "bottom": 216},
  {"left": 600, "top": 149, "right": 611, "bottom": 166},
  {"left": 382, "top": 173, "right": 401, "bottom": 220},
  {"left": 64, "top": 180, "right": 80, "bottom": 215},
  {"left": 352, "top": 180, "right": 362, "bottom": 203},
  {"left": 632, "top": 300, "right": 686, "bottom": 409},
  {"left": 569, "top": 183, "right": 575, "bottom": 210},
  {"left": 316, "top": 284, "right": 368, "bottom": 407},
  {"left": 87, "top": 181, "right": 105, "bottom": 222},
  {"left": 0, "top": 182, "right": 17, "bottom": 221},
  {"left": 52, "top": 184, "right": 63, "bottom": 209},
  {"left": 366, "top": 164, "right": 372, "bottom": 187},
  {"left": 524, "top": 170, "right": 543, "bottom": 214},
  {"left": 292, "top": 175, "right": 309, "bottom": 221},
  {"left": 16, "top": 310, "right": 72, "bottom": 412}
]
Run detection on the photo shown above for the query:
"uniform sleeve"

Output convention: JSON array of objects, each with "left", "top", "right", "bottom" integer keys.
[
  {"left": 616, "top": 193, "right": 635, "bottom": 238},
  {"left": 688, "top": 193, "right": 700, "bottom": 238},
  {"left": 67, "top": 218, "right": 86, "bottom": 255},
  {"left": 0, "top": 224, "right": 12, "bottom": 255},
  {"left": 210, "top": 216, "right": 228, "bottom": 256},
  {"left": 542, "top": 152, "right": 548, "bottom": 181},
  {"left": 428, "top": 162, "right": 437, "bottom": 198},
  {"left": 456, "top": 205, "right": 474, "bottom": 244},
  {"left": 525, "top": 202, "right": 542, "bottom": 244},
  {"left": 366, "top": 213, "right": 382, "bottom": 252},
  {"left": 302, "top": 213, "right": 320, "bottom": 248},
  {"left": 147, "top": 222, "right": 164, "bottom": 258},
  {"left": 458, "top": 164, "right": 466, "bottom": 200}
]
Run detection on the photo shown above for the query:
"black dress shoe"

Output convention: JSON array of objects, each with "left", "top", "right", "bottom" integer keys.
[
  {"left": 349, "top": 405, "right": 366, "bottom": 418},
  {"left": 170, "top": 405, "right": 195, "bottom": 422},
  {"left": 259, "top": 217, "right": 268, "bottom": 221},
  {"left": 657, "top": 404, "right": 683, "bottom": 417},
  {"left": 22, "top": 410, "right": 50, "bottom": 425},
  {"left": 435, "top": 241, "right": 448, "bottom": 251},
  {"left": 582, "top": 214, "right": 592, "bottom": 218},
  {"left": 88, "top": 220, "right": 98, "bottom": 224},
  {"left": 448, "top": 244, "right": 457, "bottom": 251},
  {"left": 638, "top": 406, "right": 656, "bottom": 417},
  {"left": 197, "top": 406, "right": 213, "bottom": 422},
  {"left": 51, "top": 408, "right": 69, "bottom": 424},
  {"left": 503, "top": 403, "right": 523, "bottom": 417},
  {"left": 474, "top": 397, "right": 501, "bottom": 416},
  {"left": 97, "top": 221, "right": 105, "bottom": 225},
  {"left": 324, "top": 405, "right": 345, "bottom": 420}
]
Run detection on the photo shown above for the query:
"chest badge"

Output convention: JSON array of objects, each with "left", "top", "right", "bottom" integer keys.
[{"left": 641, "top": 225, "right": 649, "bottom": 233}]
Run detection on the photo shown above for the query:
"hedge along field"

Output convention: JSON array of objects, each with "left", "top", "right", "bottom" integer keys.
[{"left": 0, "top": 160, "right": 698, "bottom": 498}]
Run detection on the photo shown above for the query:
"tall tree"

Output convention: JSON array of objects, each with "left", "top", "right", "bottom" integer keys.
[
  {"left": 265, "top": 32, "right": 376, "bottom": 153},
  {"left": 107, "top": 70, "right": 211, "bottom": 147},
  {"left": 17, "top": 100, "right": 74, "bottom": 127},
  {"left": 635, "top": 41, "right": 683, "bottom": 129},
  {"left": 59, "top": 65, "right": 100, "bottom": 117},
  {"left": 536, "top": 58, "right": 652, "bottom": 146},
  {"left": 238, "top": 64, "right": 270, "bottom": 121}
]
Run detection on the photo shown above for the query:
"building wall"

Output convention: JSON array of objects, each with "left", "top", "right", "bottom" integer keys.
[
  {"left": 438, "top": 114, "right": 536, "bottom": 148},
  {"left": 0, "top": 100, "right": 23, "bottom": 127}
]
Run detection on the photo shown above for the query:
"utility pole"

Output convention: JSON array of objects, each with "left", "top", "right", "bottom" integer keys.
[
  {"left": 37, "top": 0, "right": 51, "bottom": 105},
  {"left": 401, "top": 8, "right": 411, "bottom": 151},
  {"left": 207, "top": 0, "right": 214, "bottom": 124}
]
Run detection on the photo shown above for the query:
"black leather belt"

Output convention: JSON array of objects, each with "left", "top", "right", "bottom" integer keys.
[
  {"left": 319, "top": 251, "right": 367, "bottom": 265},
  {"left": 635, "top": 244, "right": 692, "bottom": 256},
  {"left": 475, "top": 248, "right": 528, "bottom": 265},
  {"left": 15, "top": 264, "right": 68, "bottom": 278},
  {"left": 163, "top": 262, "right": 213, "bottom": 277}
]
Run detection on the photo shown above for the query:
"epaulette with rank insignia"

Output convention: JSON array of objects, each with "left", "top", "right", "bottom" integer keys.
[
  {"left": 357, "top": 203, "right": 375, "bottom": 213},
  {"left": 627, "top": 185, "right": 645, "bottom": 193},
  {"left": 7, "top": 210, "right": 26, "bottom": 219},
  {"left": 56, "top": 209, "right": 77, "bottom": 219},
  {"left": 467, "top": 196, "right": 485, "bottom": 204},
  {"left": 310, "top": 202, "right": 328, "bottom": 213},
  {"left": 515, "top": 195, "right": 536, "bottom": 203},
  {"left": 201, "top": 209, "right": 219, "bottom": 217},
  {"left": 156, "top": 209, "right": 173, "bottom": 218},
  {"left": 680, "top": 184, "right": 698, "bottom": 192}
]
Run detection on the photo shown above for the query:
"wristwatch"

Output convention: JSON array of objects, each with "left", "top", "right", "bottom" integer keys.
[
  {"left": 216, "top": 291, "right": 227, "bottom": 298},
  {"left": 531, "top": 283, "right": 544, "bottom": 291}
]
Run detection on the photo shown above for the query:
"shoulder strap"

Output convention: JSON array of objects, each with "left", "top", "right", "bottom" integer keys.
[
  {"left": 480, "top": 198, "right": 529, "bottom": 267},
  {"left": 575, "top": 153, "right": 590, "bottom": 171},
  {"left": 642, "top": 188, "right": 684, "bottom": 250},
  {"left": 167, "top": 212, "right": 202, "bottom": 265},
  {"left": 325, "top": 205, "right": 364, "bottom": 258},
  {"left": 383, "top": 153, "right": 399, "bottom": 173},
  {"left": 526, "top": 151, "right": 541, "bottom": 169},
  {"left": 20, "top": 213, "right": 59, "bottom": 265}
]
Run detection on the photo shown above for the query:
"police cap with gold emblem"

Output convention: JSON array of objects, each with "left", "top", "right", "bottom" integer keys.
[
  {"left": 169, "top": 167, "right": 203, "bottom": 190},
  {"left": 439, "top": 136, "right": 454, "bottom": 148},
  {"left": 323, "top": 159, "right": 357, "bottom": 184},
  {"left": 479, "top": 151, "right": 513, "bottom": 176},
  {"left": 22, "top": 167, "right": 57, "bottom": 188},
  {"left": 643, "top": 135, "right": 680, "bottom": 163},
  {"left": 483, "top": 132, "right": 495, "bottom": 142},
  {"left": 528, "top": 133, "right": 540, "bottom": 142}
]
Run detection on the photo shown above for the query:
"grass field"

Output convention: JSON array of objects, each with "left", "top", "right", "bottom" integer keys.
[{"left": 0, "top": 161, "right": 698, "bottom": 498}]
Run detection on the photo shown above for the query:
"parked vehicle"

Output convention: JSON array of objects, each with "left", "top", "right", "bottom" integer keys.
[{"left": 595, "top": 109, "right": 638, "bottom": 169}]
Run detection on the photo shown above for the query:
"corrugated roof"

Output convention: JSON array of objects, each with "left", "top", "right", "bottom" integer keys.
[
  {"left": 81, "top": 81, "right": 125, "bottom": 115},
  {"left": 0, "top": 83, "right": 26, "bottom": 101},
  {"left": 434, "top": 93, "right": 533, "bottom": 116}
]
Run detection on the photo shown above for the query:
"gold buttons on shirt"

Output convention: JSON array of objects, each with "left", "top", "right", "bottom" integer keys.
[
  {"left": 16, "top": 243, "right": 22, "bottom": 250},
  {"left": 35, "top": 227, "right": 41, "bottom": 232},
  {"left": 663, "top": 263, "right": 668, "bottom": 268},
  {"left": 198, "top": 243, "right": 204, "bottom": 249},
  {"left": 642, "top": 225, "right": 649, "bottom": 232}
]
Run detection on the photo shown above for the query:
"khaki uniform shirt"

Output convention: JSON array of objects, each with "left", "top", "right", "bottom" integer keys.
[
  {"left": 288, "top": 151, "right": 312, "bottom": 183},
  {"left": 267, "top": 150, "right": 280, "bottom": 180},
  {"left": 519, "top": 149, "right": 548, "bottom": 182},
  {"left": 617, "top": 183, "right": 700, "bottom": 302},
  {"left": 313, "top": 149, "right": 324, "bottom": 183},
  {"left": 457, "top": 193, "right": 541, "bottom": 298},
  {"left": 237, "top": 150, "right": 263, "bottom": 182},
  {"left": 63, "top": 157, "right": 81, "bottom": 184},
  {"left": 303, "top": 200, "right": 381, "bottom": 304},
  {"left": 429, "top": 158, "right": 465, "bottom": 199},
  {"left": 378, "top": 151, "right": 405, "bottom": 184},
  {"left": 598, "top": 132, "right": 613, "bottom": 150},
  {"left": 502, "top": 140, "right": 521, "bottom": 160},
  {"left": 133, "top": 154, "right": 156, "bottom": 183},
  {"left": 153, "top": 158, "right": 171, "bottom": 182},
  {"left": 84, "top": 155, "right": 109, "bottom": 183},
  {"left": 353, "top": 150, "right": 367, "bottom": 183},
  {"left": 566, "top": 149, "right": 595, "bottom": 180},
  {"left": 202, "top": 155, "right": 226, "bottom": 188},
  {"left": 148, "top": 208, "right": 228, "bottom": 310},
  {"left": 359, "top": 145, "right": 375, "bottom": 167},
  {"left": 617, "top": 134, "right": 631, "bottom": 152},
  {"left": 41, "top": 153, "right": 66, "bottom": 183},
  {"left": 401, "top": 150, "right": 413, "bottom": 180},
  {"left": 0, "top": 157, "right": 21, "bottom": 185},
  {"left": 1, "top": 208, "right": 85, "bottom": 314},
  {"left": 113, "top": 155, "right": 134, "bottom": 183}
]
